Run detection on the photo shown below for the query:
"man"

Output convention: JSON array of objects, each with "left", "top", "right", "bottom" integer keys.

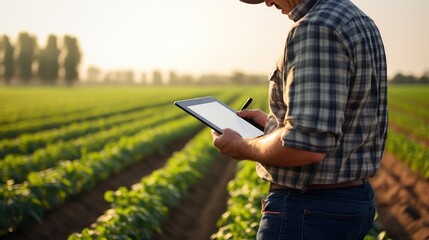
[{"left": 212, "top": 0, "right": 387, "bottom": 239}]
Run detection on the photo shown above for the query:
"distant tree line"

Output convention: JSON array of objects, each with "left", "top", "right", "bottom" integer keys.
[
  {"left": 5, "top": 31, "right": 426, "bottom": 86},
  {"left": 85, "top": 67, "right": 268, "bottom": 86},
  {"left": 168, "top": 70, "right": 266, "bottom": 85},
  {"left": 389, "top": 72, "right": 429, "bottom": 84},
  {"left": 0, "top": 32, "right": 81, "bottom": 85},
  {"left": 86, "top": 68, "right": 429, "bottom": 86}
]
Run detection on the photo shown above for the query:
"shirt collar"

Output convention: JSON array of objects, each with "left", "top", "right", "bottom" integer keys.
[{"left": 288, "top": 0, "right": 319, "bottom": 22}]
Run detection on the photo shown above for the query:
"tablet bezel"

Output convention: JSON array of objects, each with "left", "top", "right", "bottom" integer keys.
[{"left": 174, "top": 96, "right": 264, "bottom": 138}]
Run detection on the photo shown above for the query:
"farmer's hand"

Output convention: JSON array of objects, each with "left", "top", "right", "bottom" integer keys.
[
  {"left": 237, "top": 109, "right": 267, "bottom": 128},
  {"left": 211, "top": 128, "right": 248, "bottom": 160}
]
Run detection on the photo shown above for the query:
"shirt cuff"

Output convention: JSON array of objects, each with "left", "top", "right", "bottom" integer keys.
[{"left": 281, "top": 122, "right": 338, "bottom": 153}]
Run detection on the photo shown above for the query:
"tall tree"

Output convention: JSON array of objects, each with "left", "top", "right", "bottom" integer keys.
[
  {"left": 152, "top": 70, "right": 163, "bottom": 85},
  {"left": 86, "top": 65, "right": 101, "bottom": 82},
  {"left": 169, "top": 70, "right": 179, "bottom": 84},
  {"left": 1, "top": 35, "right": 15, "bottom": 84},
  {"left": 230, "top": 71, "right": 246, "bottom": 84},
  {"left": 38, "top": 34, "right": 60, "bottom": 84},
  {"left": 17, "top": 32, "right": 37, "bottom": 84},
  {"left": 63, "top": 35, "right": 81, "bottom": 85}
]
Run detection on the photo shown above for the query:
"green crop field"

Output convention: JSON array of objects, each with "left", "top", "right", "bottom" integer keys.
[
  {"left": 0, "top": 84, "right": 427, "bottom": 239},
  {"left": 385, "top": 85, "right": 429, "bottom": 179}
]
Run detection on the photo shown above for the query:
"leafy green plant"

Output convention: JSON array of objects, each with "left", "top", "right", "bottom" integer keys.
[
  {"left": 0, "top": 111, "right": 185, "bottom": 183},
  {"left": 68, "top": 129, "right": 219, "bottom": 239},
  {"left": 0, "top": 106, "right": 159, "bottom": 158},
  {"left": 386, "top": 130, "right": 429, "bottom": 179},
  {"left": 211, "top": 161, "right": 268, "bottom": 240},
  {"left": 0, "top": 87, "right": 217, "bottom": 138},
  {"left": 0, "top": 116, "right": 200, "bottom": 236}
]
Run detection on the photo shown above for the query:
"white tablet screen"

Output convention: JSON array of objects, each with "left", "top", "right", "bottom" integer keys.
[{"left": 189, "top": 101, "right": 263, "bottom": 138}]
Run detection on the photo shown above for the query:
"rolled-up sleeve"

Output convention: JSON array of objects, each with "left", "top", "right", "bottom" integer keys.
[{"left": 281, "top": 23, "right": 351, "bottom": 153}]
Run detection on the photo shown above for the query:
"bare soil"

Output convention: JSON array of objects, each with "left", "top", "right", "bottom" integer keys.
[
  {"left": 3, "top": 140, "right": 428, "bottom": 240},
  {"left": 371, "top": 152, "right": 429, "bottom": 240},
  {"left": 3, "top": 132, "right": 199, "bottom": 240},
  {"left": 153, "top": 155, "right": 237, "bottom": 240}
]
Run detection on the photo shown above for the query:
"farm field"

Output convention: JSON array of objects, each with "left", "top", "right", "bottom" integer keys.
[{"left": 0, "top": 84, "right": 428, "bottom": 240}]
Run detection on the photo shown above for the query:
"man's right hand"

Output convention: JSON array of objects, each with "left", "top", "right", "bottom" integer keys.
[{"left": 237, "top": 109, "right": 267, "bottom": 129}]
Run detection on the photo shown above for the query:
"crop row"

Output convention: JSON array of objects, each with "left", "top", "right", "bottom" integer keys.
[
  {"left": 389, "top": 111, "right": 428, "bottom": 142},
  {"left": 0, "top": 88, "right": 133, "bottom": 125},
  {"left": 211, "top": 161, "right": 268, "bottom": 240},
  {"left": 388, "top": 97, "right": 429, "bottom": 122},
  {"left": 68, "top": 129, "right": 219, "bottom": 239},
  {"left": 0, "top": 97, "right": 141, "bottom": 127},
  {"left": 0, "top": 109, "right": 186, "bottom": 184},
  {"left": 0, "top": 90, "right": 238, "bottom": 162},
  {"left": 385, "top": 130, "right": 429, "bottom": 179},
  {"left": 388, "top": 102, "right": 429, "bottom": 122},
  {"left": 0, "top": 116, "right": 202, "bottom": 236},
  {"left": 0, "top": 88, "right": 217, "bottom": 139},
  {"left": 0, "top": 105, "right": 167, "bottom": 159},
  {"left": 0, "top": 87, "right": 215, "bottom": 126},
  {"left": 0, "top": 100, "right": 147, "bottom": 139},
  {"left": 388, "top": 85, "right": 429, "bottom": 107}
]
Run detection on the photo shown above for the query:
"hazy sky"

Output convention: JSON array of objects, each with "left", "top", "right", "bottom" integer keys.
[{"left": 1, "top": 0, "right": 428, "bottom": 78}]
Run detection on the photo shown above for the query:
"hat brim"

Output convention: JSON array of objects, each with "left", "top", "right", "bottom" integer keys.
[{"left": 239, "top": 0, "right": 265, "bottom": 4}]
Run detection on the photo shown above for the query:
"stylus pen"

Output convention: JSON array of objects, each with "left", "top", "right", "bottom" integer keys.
[{"left": 240, "top": 98, "right": 253, "bottom": 110}]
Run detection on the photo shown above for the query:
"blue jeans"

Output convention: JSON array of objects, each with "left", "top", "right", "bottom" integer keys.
[{"left": 257, "top": 182, "right": 375, "bottom": 240}]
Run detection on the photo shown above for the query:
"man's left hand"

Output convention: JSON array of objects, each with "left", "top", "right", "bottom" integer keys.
[{"left": 211, "top": 128, "right": 247, "bottom": 160}]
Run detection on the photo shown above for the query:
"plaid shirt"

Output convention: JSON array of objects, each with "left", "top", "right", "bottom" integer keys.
[{"left": 256, "top": 0, "right": 388, "bottom": 190}]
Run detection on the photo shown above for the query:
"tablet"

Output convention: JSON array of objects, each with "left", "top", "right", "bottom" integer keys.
[{"left": 174, "top": 96, "right": 264, "bottom": 138}]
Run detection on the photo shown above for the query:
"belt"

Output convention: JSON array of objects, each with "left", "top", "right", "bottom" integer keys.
[{"left": 269, "top": 179, "right": 367, "bottom": 192}]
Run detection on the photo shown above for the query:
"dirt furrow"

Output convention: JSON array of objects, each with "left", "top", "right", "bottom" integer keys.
[
  {"left": 371, "top": 152, "right": 429, "bottom": 240},
  {"left": 154, "top": 155, "right": 237, "bottom": 240},
  {"left": 3, "top": 132, "right": 199, "bottom": 240}
]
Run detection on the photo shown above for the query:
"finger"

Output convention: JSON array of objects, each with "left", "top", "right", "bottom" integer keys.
[
  {"left": 211, "top": 129, "right": 221, "bottom": 137},
  {"left": 237, "top": 109, "right": 253, "bottom": 118},
  {"left": 222, "top": 128, "right": 242, "bottom": 138}
]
